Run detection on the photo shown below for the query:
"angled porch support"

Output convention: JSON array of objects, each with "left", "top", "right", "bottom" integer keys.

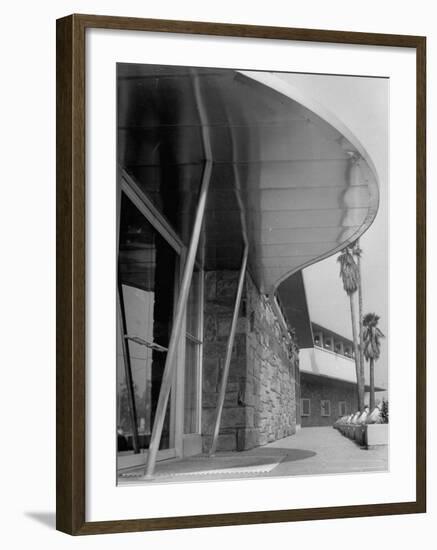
[
  {"left": 209, "top": 244, "right": 248, "bottom": 456},
  {"left": 144, "top": 74, "right": 212, "bottom": 478}
]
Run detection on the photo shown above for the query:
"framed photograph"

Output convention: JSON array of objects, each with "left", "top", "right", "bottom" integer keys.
[{"left": 56, "top": 14, "right": 426, "bottom": 535}]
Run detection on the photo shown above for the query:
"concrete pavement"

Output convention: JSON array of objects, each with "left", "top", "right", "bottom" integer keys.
[{"left": 118, "top": 426, "right": 388, "bottom": 485}]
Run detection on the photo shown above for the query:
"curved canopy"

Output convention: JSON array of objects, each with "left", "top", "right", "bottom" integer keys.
[{"left": 118, "top": 64, "right": 379, "bottom": 296}]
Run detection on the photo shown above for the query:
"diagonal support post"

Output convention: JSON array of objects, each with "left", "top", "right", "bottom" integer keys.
[
  {"left": 144, "top": 73, "right": 212, "bottom": 478},
  {"left": 209, "top": 245, "right": 248, "bottom": 456}
]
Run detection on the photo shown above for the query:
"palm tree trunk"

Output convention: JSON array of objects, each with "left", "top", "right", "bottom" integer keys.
[
  {"left": 356, "top": 240, "right": 366, "bottom": 407},
  {"left": 369, "top": 358, "right": 375, "bottom": 411},
  {"left": 349, "top": 294, "right": 364, "bottom": 411}
]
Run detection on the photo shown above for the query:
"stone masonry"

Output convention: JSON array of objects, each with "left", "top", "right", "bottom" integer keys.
[{"left": 202, "top": 270, "right": 297, "bottom": 452}]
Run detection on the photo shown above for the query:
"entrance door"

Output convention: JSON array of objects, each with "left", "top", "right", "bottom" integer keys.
[{"left": 117, "top": 192, "right": 180, "bottom": 472}]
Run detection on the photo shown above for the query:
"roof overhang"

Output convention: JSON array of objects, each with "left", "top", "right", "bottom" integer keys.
[{"left": 118, "top": 65, "right": 380, "bottom": 294}]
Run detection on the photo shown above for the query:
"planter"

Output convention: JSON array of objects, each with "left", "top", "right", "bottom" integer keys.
[
  {"left": 364, "top": 423, "right": 389, "bottom": 448},
  {"left": 335, "top": 422, "right": 388, "bottom": 448}
]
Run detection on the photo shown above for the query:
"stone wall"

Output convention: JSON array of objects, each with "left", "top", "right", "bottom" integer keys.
[
  {"left": 300, "top": 374, "right": 358, "bottom": 427},
  {"left": 245, "top": 274, "right": 297, "bottom": 446},
  {"left": 201, "top": 270, "right": 297, "bottom": 452}
]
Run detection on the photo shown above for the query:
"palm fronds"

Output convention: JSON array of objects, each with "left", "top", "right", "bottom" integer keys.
[
  {"left": 337, "top": 247, "right": 359, "bottom": 295},
  {"left": 363, "top": 312, "right": 384, "bottom": 361}
]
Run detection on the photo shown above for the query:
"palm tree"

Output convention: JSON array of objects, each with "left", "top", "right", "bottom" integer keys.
[
  {"left": 352, "top": 240, "right": 366, "bottom": 407},
  {"left": 338, "top": 246, "right": 364, "bottom": 411},
  {"left": 363, "top": 313, "right": 385, "bottom": 411}
]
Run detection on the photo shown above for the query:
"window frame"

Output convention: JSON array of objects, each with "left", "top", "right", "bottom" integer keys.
[
  {"left": 116, "top": 179, "right": 183, "bottom": 470},
  {"left": 183, "top": 263, "right": 204, "bottom": 436},
  {"left": 301, "top": 398, "right": 311, "bottom": 417},
  {"left": 321, "top": 399, "right": 331, "bottom": 417}
]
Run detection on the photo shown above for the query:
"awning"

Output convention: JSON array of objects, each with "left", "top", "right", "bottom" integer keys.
[{"left": 118, "top": 64, "right": 379, "bottom": 295}]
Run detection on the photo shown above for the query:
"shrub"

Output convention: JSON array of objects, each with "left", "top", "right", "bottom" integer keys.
[{"left": 381, "top": 398, "right": 389, "bottom": 424}]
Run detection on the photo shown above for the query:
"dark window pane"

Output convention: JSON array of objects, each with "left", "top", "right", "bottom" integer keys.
[{"left": 117, "top": 194, "right": 177, "bottom": 452}]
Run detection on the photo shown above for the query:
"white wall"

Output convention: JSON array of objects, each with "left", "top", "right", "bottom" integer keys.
[
  {"left": 300, "top": 347, "right": 363, "bottom": 386},
  {"left": 1, "top": 1, "right": 434, "bottom": 548}
]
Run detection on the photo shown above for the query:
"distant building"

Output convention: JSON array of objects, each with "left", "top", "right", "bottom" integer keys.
[{"left": 279, "top": 273, "right": 385, "bottom": 428}]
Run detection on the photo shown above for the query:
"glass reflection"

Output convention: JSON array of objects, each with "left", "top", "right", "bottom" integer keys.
[{"left": 117, "top": 194, "right": 176, "bottom": 453}]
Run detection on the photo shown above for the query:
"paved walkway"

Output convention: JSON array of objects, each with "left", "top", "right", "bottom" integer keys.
[{"left": 119, "top": 427, "right": 388, "bottom": 485}]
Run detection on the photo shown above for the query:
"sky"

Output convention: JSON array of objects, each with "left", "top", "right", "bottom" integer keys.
[{"left": 277, "top": 72, "right": 389, "bottom": 392}]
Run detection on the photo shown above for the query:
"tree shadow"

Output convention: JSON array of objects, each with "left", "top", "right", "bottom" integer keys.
[{"left": 25, "top": 511, "right": 56, "bottom": 529}]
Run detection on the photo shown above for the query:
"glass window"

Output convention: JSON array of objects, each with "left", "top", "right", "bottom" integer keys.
[
  {"left": 324, "top": 336, "right": 333, "bottom": 350},
  {"left": 117, "top": 64, "right": 204, "bottom": 245},
  {"left": 301, "top": 398, "right": 311, "bottom": 417},
  {"left": 339, "top": 401, "right": 347, "bottom": 416},
  {"left": 321, "top": 400, "right": 331, "bottom": 417},
  {"left": 334, "top": 340, "right": 343, "bottom": 354},
  {"left": 117, "top": 193, "right": 177, "bottom": 453}
]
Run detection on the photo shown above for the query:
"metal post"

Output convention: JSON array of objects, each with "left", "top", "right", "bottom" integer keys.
[
  {"left": 209, "top": 245, "right": 248, "bottom": 456},
  {"left": 207, "top": 102, "right": 250, "bottom": 456},
  {"left": 144, "top": 73, "right": 212, "bottom": 478},
  {"left": 117, "top": 282, "right": 140, "bottom": 453}
]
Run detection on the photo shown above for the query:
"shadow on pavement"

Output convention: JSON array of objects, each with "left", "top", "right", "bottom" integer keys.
[
  {"left": 240, "top": 447, "right": 317, "bottom": 461},
  {"left": 277, "top": 449, "right": 317, "bottom": 462}
]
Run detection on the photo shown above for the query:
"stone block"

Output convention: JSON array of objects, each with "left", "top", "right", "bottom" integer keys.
[
  {"left": 204, "top": 314, "right": 217, "bottom": 342},
  {"left": 246, "top": 406, "right": 255, "bottom": 428},
  {"left": 237, "top": 428, "right": 259, "bottom": 451},
  {"left": 202, "top": 358, "right": 219, "bottom": 392},
  {"left": 202, "top": 432, "right": 237, "bottom": 453},
  {"left": 201, "top": 408, "right": 217, "bottom": 434},
  {"left": 216, "top": 273, "right": 238, "bottom": 299},
  {"left": 254, "top": 411, "right": 262, "bottom": 428},
  {"left": 221, "top": 406, "right": 247, "bottom": 428},
  {"left": 202, "top": 392, "right": 218, "bottom": 408},
  {"left": 224, "top": 391, "right": 239, "bottom": 406},
  {"left": 203, "top": 341, "right": 227, "bottom": 358},
  {"left": 243, "top": 392, "right": 256, "bottom": 407},
  {"left": 236, "top": 317, "right": 247, "bottom": 334},
  {"left": 229, "top": 357, "right": 246, "bottom": 378},
  {"left": 217, "top": 433, "right": 237, "bottom": 451},
  {"left": 234, "top": 333, "right": 247, "bottom": 358},
  {"left": 205, "top": 272, "right": 217, "bottom": 300},
  {"left": 226, "top": 381, "right": 239, "bottom": 393},
  {"left": 217, "top": 316, "right": 232, "bottom": 339}
]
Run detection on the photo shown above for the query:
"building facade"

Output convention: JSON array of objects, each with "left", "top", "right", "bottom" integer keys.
[
  {"left": 299, "top": 323, "right": 360, "bottom": 427},
  {"left": 278, "top": 274, "right": 385, "bottom": 428}
]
